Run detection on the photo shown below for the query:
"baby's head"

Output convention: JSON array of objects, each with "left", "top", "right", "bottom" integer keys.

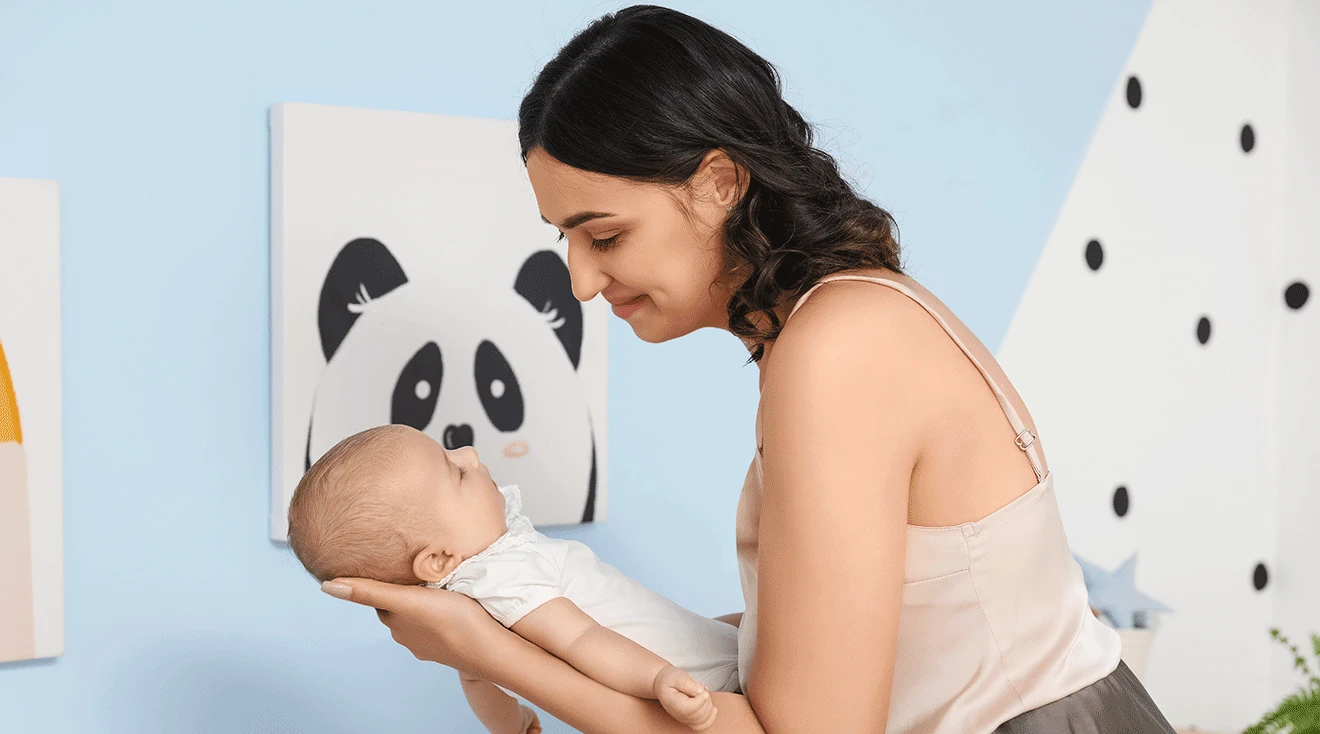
[{"left": 287, "top": 424, "right": 508, "bottom": 586}]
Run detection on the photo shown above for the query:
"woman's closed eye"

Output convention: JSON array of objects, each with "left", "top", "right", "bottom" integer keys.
[{"left": 555, "top": 231, "right": 621, "bottom": 252}]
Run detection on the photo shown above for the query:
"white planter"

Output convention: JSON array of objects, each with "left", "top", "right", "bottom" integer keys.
[
  {"left": 1117, "top": 627, "right": 1155, "bottom": 682},
  {"left": 1092, "top": 611, "right": 1161, "bottom": 683}
]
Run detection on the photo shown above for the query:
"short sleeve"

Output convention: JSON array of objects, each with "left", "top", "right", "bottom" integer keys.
[{"left": 444, "top": 544, "right": 564, "bottom": 627}]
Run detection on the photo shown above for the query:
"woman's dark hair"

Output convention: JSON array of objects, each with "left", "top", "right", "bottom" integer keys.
[{"left": 518, "top": 4, "right": 904, "bottom": 360}]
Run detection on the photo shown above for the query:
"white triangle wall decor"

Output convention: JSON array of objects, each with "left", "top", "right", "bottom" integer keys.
[{"left": 996, "top": 1, "right": 1317, "bottom": 729}]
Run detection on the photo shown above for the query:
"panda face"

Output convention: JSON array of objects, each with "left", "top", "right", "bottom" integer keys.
[{"left": 306, "top": 240, "right": 598, "bottom": 526}]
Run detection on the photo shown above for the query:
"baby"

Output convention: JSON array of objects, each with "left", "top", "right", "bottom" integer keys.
[{"left": 286, "top": 424, "right": 739, "bottom": 734}]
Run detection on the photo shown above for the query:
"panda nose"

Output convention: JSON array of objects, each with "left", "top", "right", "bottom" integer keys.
[{"left": 443, "top": 424, "right": 474, "bottom": 450}]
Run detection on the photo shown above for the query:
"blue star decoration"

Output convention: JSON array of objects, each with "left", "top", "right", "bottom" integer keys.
[{"left": 1072, "top": 553, "right": 1171, "bottom": 629}]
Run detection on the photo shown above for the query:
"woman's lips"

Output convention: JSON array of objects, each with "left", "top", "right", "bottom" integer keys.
[{"left": 610, "top": 295, "right": 645, "bottom": 320}]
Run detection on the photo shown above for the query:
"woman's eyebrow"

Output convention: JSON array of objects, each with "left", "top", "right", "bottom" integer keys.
[{"left": 541, "top": 211, "right": 616, "bottom": 229}]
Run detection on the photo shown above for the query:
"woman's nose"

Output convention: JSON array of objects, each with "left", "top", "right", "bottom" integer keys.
[{"left": 566, "top": 239, "right": 610, "bottom": 303}]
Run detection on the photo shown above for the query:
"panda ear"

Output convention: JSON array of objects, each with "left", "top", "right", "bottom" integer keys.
[
  {"left": 515, "top": 250, "right": 583, "bottom": 369},
  {"left": 318, "top": 238, "right": 408, "bottom": 360}
]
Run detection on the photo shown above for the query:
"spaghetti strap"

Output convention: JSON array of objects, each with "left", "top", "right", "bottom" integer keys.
[{"left": 789, "top": 275, "right": 1047, "bottom": 483}]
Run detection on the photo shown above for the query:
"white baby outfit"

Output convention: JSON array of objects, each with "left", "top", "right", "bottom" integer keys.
[{"left": 427, "top": 485, "right": 741, "bottom": 694}]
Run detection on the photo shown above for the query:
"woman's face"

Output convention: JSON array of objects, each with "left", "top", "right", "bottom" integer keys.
[{"left": 525, "top": 146, "right": 742, "bottom": 343}]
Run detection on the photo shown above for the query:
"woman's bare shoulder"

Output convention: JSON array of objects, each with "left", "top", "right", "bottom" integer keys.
[
  {"left": 761, "top": 273, "right": 942, "bottom": 439},
  {"left": 768, "top": 270, "right": 951, "bottom": 389},
  {"left": 759, "top": 269, "right": 964, "bottom": 451}
]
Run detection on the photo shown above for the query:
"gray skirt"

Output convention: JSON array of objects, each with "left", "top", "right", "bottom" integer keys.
[{"left": 994, "top": 661, "right": 1176, "bottom": 733}]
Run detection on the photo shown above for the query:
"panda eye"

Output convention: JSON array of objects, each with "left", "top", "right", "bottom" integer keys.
[
  {"left": 474, "top": 340, "right": 524, "bottom": 432},
  {"left": 393, "top": 342, "right": 443, "bottom": 431}
]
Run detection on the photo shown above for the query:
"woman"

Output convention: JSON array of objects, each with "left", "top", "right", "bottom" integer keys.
[{"left": 320, "top": 6, "right": 1176, "bottom": 732}]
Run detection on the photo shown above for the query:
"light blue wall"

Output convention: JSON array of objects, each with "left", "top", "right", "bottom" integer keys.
[{"left": 0, "top": 1, "right": 1149, "bottom": 731}]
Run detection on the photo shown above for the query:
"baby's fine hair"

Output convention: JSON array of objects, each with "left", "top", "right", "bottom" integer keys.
[{"left": 287, "top": 424, "right": 424, "bottom": 585}]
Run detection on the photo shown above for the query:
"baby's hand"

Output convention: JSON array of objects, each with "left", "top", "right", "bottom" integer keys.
[{"left": 654, "top": 665, "right": 717, "bottom": 731}]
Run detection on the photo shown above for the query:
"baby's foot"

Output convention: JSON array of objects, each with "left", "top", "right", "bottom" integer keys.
[
  {"left": 655, "top": 665, "right": 718, "bottom": 731},
  {"left": 517, "top": 704, "right": 542, "bottom": 734}
]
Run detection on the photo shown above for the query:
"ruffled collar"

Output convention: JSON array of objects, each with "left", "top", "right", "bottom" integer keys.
[{"left": 425, "top": 484, "right": 536, "bottom": 590}]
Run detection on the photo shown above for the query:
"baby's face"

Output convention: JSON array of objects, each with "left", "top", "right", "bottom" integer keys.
[{"left": 399, "top": 431, "right": 508, "bottom": 559}]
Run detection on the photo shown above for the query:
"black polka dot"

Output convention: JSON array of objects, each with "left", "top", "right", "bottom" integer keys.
[
  {"left": 1241, "top": 124, "right": 1256, "bottom": 153},
  {"left": 1285, "top": 281, "right": 1310, "bottom": 310},
  {"left": 1125, "top": 76, "right": 1142, "bottom": 109},
  {"left": 1085, "top": 239, "right": 1104, "bottom": 271},
  {"left": 1112, "top": 485, "right": 1130, "bottom": 517},
  {"left": 1253, "top": 563, "right": 1269, "bottom": 591},
  {"left": 1196, "top": 316, "right": 1212, "bottom": 345}
]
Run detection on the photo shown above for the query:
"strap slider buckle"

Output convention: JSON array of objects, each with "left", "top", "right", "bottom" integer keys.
[{"left": 1015, "top": 428, "right": 1037, "bottom": 450}]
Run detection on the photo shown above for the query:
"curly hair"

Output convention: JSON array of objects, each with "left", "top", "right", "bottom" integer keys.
[{"left": 518, "top": 4, "right": 904, "bottom": 360}]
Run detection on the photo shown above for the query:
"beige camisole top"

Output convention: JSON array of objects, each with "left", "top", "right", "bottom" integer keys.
[{"left": 735, "top": 274, "right": 1122, "bottom": 733}]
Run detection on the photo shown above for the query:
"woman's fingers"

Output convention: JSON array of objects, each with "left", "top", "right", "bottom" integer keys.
[
  {"left": 318, "top": 579, "right": 518, "bottom": 680},
  {"left": 321, "top": 579, "right": 504, "bottom": 674},
  {"left": 322, "top": 577, "right": 427, "bottom": 613}
]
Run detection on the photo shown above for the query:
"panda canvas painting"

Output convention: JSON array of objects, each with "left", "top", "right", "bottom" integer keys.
[
  {"left": 270, "top": 103, "right": 609, "bottom": 541},
  {"left": 0, "top": 177, "right": 63, "bottom": 663}
]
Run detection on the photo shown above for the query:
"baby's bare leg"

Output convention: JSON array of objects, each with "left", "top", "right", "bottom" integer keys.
[{"left": 460, "top": 674, "right": 540, "bottom": 734}]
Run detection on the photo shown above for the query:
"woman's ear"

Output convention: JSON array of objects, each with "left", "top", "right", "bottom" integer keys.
[
  {"left": 698, "top": 148, "right": 746, "bottom": 209},
  {"left": 412, "top": 544, "right": 461, "bottom": 584}
]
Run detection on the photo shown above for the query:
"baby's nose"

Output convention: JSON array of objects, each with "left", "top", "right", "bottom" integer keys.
[{"left": 447, "top": 442, "right": 480, "bottom": 465}]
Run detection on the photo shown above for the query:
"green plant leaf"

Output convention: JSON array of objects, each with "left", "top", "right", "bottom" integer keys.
[{"left": 1249, "top": 629, "right": 1320, "bottom": 732}]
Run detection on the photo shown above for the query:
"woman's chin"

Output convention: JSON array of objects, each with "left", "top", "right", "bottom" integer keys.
[
  {"left": 629, "top": 323, "right": 670, "bottom": 344},
  {"left": 622, "top": 311, "right": 665, "bottom": 343},
  {"left": 627, "top": 314, "right": 703, "bottom": 344}
]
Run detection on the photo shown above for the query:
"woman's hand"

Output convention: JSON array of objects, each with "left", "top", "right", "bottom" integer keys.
[{"left": 321, "top": 578, "right": 509, "bottom": 679}]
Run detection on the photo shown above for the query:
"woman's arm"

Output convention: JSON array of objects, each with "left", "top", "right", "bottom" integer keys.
[
  {"left": 320, "top": 580, "right": 767, "bottom": 734},
  {"left": 749, "top": 281, "right": 928, "bottom": 731}
]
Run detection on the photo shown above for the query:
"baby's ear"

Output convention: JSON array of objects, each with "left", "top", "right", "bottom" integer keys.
[{"left": 412, "top": 544, "right": 461, "bottom": 584}]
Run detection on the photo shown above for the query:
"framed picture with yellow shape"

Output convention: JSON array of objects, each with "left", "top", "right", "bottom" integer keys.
[{"left": 0, "top": 177, "right": 62, "bottom": 664}]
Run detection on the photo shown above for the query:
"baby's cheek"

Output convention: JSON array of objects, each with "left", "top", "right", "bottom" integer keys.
[{"left": 503, "top": 441, "right": 529, "bottom": 459}]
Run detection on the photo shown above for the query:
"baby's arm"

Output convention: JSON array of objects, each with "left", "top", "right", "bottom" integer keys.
[
  {"left": 511, "top": 598, "right": 717, "bottom": 731},
  {"left": 459, "top": 673, "right": 541, "bottom": 734}
]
